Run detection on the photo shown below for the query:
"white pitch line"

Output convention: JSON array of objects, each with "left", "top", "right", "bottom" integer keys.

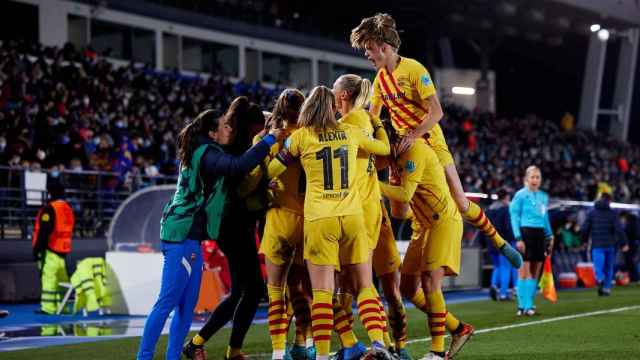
[
  {"left": 406, "top": 304, "right": 640, "bottom": 344},
  {"left": 248, "top": 305, "right": 640, "bottom": 357}
]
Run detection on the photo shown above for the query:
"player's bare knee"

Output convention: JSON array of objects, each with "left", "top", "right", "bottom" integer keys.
[
  {"left": 421, "top": 271, "right": 443, "bottom": 294},
  {"left": 381, "top": 277, "right": 401, "bottom": 304},
  {"left": 400, "top": 275, "right": 419, "bottom": 298},
  {"left": 384, "top": 288, "right": 402, "bottom": 308}
]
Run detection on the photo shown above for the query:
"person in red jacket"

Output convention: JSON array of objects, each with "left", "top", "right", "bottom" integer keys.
[{"left": 32, "top": 182, "right": 75, "bottom": 314}]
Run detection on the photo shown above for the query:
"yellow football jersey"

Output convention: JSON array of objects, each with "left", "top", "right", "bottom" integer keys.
[
  {"left": 371, "top": 56, "right": 451, "bottom": 166},
  {"left": 251, "top": 127, "right": 304, "bottom": 214},
  {"left": 371, "top": 56, "right": 436, "bottom": 132},
  {"left": 396, "top": 139, "right": 459, "bottom": 227},
  {"left": 274, "top": 122, "right": 389, "bottom": 221},
  {"left": 338, "top": 109, "right": 381, "bottom": 203}
]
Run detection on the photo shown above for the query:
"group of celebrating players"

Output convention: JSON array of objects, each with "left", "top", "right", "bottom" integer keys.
[{"left": 151, "top": 13, "right": 524, "bottom": 360}]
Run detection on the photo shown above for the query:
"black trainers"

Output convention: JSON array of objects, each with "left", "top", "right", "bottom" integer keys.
[
  {"left": 363, "top": 341, "right": 395, "bottom": 360},
  {"left": 489, "top": 286, "right": 498, "bottom": 301}
]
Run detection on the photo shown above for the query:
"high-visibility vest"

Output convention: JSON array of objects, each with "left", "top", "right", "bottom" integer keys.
[{"left": 32, "top": 200, "right": 74, "bottom": 254}]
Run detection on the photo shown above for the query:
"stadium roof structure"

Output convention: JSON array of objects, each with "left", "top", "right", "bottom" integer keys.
[
  {"left": 389, "top": 0, "right": 640, "bottom": 46},
  {"left": 77, "top": 0, "right": 361, "bottom": 56},
  {"left": 78, "top": 0, "right": 640, "bottom": 53}
]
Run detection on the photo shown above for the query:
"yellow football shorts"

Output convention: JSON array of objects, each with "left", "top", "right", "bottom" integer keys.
[
  {"left": 259, "top": 208, "right": 304, "bottom": 266},
  {"left": 400, "top": 219, "right": 429, "bottom": 275},
  {"left": 363, "top": 198, "right": 383, "bottom": 250},
  {"left": 303, "top": 214, "right": 369, "bottom": 267},
  {"left": 372, "top": 206, "right": 401, "bottom": 276},
  {"left": 421, "top": 217, "right": 463, "bottom": 276},
  {"left": 426, "top": 126, "right": 454, "bottom": 167}
]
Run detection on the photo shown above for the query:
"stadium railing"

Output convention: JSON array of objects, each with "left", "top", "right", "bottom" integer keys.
[{"left": 0, "top": 166, "right": 177, "bottom": 241}]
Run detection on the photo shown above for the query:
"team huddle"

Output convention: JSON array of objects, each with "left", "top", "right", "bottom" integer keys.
[{"left": 139, "top": 13, "right": 524, "bottom": 360}]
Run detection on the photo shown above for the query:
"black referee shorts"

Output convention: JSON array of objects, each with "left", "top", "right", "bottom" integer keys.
[{"left": 520, "top": 227, "right": 546, "bottom": 262}]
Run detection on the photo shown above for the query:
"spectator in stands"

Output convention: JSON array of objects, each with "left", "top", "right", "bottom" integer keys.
[
  {"left": 137, "top": 108, "right": 282, "bottom": 360},
  {"left": 478, "top": 188, "right": 517, "bottom": 301},
  {"left": 619, "top": 211, "right": 639, "bottom": 284},
  {"left": 3, "top": 39, "right": 640, "bottom": 204},
  {"left": 558, "top": 218, "right": 582, "bottom": 252},
  {"left": 442, "top": 105, "right": 640, "bottom": 204},
  {"left": 580, "top": 193, "right": 629, "bottom": 296},
  {"left": 560, "top": 112, "right": 575, "bottom": 132},
  {"left": 0, "top": 40, "right": 280, "bottom": 184},
  {"left": 32, "top": 182, "right": 75, "bottom": 315},
  {"left": 0, "top": 135, "right": 7, "bottom": 164}
]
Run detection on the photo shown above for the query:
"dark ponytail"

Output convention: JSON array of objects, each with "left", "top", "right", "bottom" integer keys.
[
  {"left": 176, "top": 109, "right": 222, "bottom": 167},
  {"left": 225, "top": 96, "right": 265, "bottom": 153}
]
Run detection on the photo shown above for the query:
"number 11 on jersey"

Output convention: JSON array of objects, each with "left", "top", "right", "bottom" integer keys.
[{"left": 316, "top": 145, "right": 349, "bottom": 190}]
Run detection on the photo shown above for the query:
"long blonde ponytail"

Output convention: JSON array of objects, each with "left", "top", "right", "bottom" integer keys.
[
  {"left": 335, "top": 74, "right": 372, "bottom": 110},
  {"left": 298, "top": 86, "right": 337, "bottom": 131}
]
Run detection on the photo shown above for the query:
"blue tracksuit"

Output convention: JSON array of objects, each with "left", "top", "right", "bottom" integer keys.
[
  {"left": 479, "top": 202, "right": 517, "bottom": 299},
  {"left": 581, "top": 199, "right": 627, "bottom": 290},
  {"left": 137, "top": 239, "right": 203, "bottom": 360}
]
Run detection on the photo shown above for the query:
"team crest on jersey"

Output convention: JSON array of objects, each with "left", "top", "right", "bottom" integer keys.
[
  {"left": 421, "top": 74, "right": 432, "bottom": 86},
  {"left": 405, "top": 160, "right": 416, "bottom": 173}
]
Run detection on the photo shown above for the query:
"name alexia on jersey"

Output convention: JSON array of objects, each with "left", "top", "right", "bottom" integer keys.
[{"left": 318, "top": 130, "right": 348, "bottom": 142}]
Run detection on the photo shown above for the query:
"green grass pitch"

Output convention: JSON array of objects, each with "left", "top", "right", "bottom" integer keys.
[{"left": 4, "top": 286, "right": 640, "bottom": 359}]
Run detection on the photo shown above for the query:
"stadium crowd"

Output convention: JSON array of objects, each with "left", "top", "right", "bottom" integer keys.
[
  {"left": 444, "top": 106, "right": 640, "bottom": 203},
  {"left": 1, "top": 39, "right": 640, "bottom": 203}
]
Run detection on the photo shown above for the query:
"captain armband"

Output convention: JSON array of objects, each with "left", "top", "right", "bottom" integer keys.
[{"left": 275, "top": 150, "right": 296, "bottom": 167}]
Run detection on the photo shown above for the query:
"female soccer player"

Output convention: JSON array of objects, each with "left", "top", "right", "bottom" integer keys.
[
  {"left": 350, "top": 13, "right": 522, "bottom": 270},
  {"left": 333, "top": 74, "right": 409, "bottom": 359},
  {"left": 182, "top": 98, "right": 282, "bottom": 360},
  {"left": 138, "top": 107, "right": 282, "bottom": 360},
  {"left": 249, "top": 89, "right": 316, "bottom": 360},
  {"left": 509, "top": 165, "right": 554, "bottom": 316},
  {"left": 379, "top": 125, "right": 473, "bottom": 360},
  {"left": 268, "top": 86, "right": 393, "bottom": 360}
]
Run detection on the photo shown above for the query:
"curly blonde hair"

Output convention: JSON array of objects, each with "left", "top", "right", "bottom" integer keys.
[{"left": 350, "top": 13, "right": 401, "bottom": 50}]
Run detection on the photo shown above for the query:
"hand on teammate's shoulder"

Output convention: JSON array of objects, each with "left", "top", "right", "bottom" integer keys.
[{"left": 269, "top": 127, "right": 285, "bottom": 141}]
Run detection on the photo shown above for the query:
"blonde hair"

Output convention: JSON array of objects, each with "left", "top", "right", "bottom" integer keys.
[
  {"left": 524, "top": 165, "right": 542, "bottom": 185},
  {"left": 350, "top": 13, "right": 401, "bottom": 50},
  {"left": 525, "top": 165, "right": 541, "bottom": 177},
  {"left": 298, "top": 86, "right": 337, "bottom": 131},
  {"left": 335, "top": 74, "right": 372, "bottom": 110}
]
